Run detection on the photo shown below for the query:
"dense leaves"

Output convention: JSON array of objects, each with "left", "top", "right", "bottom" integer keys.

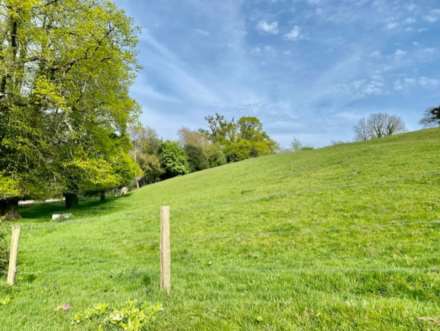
[
  {"left": 129, "top": 125, "right": 163, "bottom": 185},
  {"left": 0, "top": 0, "right": 140, "bottom": 215},
  {"left": 202, "top": 114, "right": 277, "bottom": 162},
  {"left": 159, "top": 141, "right": 189, "bottom": 179},
  {"left": 130, "top": 115, "right": 276, "bottom": 188}
]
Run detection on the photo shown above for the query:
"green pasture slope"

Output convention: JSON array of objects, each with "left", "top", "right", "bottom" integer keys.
[{"left": 1, "top": 128, "right": 439, "bottom": 330}]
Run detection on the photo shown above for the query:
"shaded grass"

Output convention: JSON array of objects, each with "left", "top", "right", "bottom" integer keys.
[{"left": 0, "top": 129, "right": 439, "bottom": 330}]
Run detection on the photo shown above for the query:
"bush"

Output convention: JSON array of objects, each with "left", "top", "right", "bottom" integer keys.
[
  {"left": 159, "top": 141, "right": 189, "bottom": 179},
  {"left": 184, "top": 144, "right": 209, "bottom": 172},
  {"left": 138, "top": 154, "right": 163, "bottom": 184},
  {"left": 206, "top": 144, "right": 226, "bottom": 167}
]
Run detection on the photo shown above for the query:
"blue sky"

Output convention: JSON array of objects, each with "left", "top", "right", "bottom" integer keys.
[{"left": 115, "top": 0, "right": 440, "bottom": 147}]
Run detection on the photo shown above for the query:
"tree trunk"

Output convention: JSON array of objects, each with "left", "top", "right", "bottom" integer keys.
[
  {"left": 64, "top": 193, "right": 78, "bottom": 209},
  {"left": 0, "top": 198, "right": 20, "bottom": 220},
  {"left": 100, "top": 191, "right": 106, "bottom": 202}
]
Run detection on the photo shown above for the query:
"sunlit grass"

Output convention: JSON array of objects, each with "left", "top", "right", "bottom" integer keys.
[{"left": 0, "top": 128, "right": 439, "bottom": 330}]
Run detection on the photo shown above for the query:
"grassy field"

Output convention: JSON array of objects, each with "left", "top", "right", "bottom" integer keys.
[{"left": 0, "top": 128, "right": 439, "bottom": 330}]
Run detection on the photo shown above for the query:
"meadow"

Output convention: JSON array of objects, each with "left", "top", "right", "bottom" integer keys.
[{"left": 0, "top": 128, "right": 439, "bottom": 330}]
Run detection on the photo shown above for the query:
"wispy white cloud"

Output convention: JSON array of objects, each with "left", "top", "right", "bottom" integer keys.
[
  {"left": 285, "top": 25, "right": 302, "bottom": 41},
  {"left": 423, "top": 9, "right": 440, "bottom": 23},
  {"left": 139, "top": 30, "right": 222, "bottom": 105},
  {"left": 394, "top": 76, "right": 440, "bottom": 91},
  {"left": 256, "top": 20, "right": 279, "bottom": 34},
  {"left": 194, "top": 28, "right": 210, "bottom": 37},
  {"left": 386, "top": 21, "right": 399, "bottom": 30},
  {"left": 394, "top": 49, "right": 407, "bottom": 58}
]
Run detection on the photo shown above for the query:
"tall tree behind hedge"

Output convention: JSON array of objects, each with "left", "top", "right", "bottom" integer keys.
[
  {"left": 0, "top": 0, "right": 139, "bottom": 216},
  {"left": 179, "top": 128, "right": 225, "bottom": 171},
  {"left": 202, "top": 114, "right": 277, "bottom": 162}
]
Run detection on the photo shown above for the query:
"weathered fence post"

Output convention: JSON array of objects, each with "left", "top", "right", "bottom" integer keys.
[
  {"left": 7, "top": 224, "right": 21, "bottom": 286},
  {"left": 160, "top": 206, "right": 171, "bottom": 294}
]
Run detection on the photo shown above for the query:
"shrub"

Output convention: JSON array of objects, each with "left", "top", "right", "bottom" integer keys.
[
  {"left": 224, "top": 140, "right": 252, "bottom": 162},
  {"left": 159, "top": 141, "right": 189, "bottom": 179},
  {"left": 138, "top": 154, "right": 163, "bottom": 184},
  {"left": 72, "top": 300, "right": 162, "bottom": 331},
  {"left": 184, "top": 144, "right": 209, "bottom": 172},
  {"left": 206, "top": 144, "right": 226, "bottom": 167}
]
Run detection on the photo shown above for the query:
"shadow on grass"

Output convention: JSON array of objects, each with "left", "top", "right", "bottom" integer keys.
[{"left": 19, "top": 195, "right": 131, "bottom": 223}]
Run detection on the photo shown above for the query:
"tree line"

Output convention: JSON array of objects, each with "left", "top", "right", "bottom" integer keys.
[
  {"left": 1, "top": 1, "right": 439, "bottom": 221},
  {"left": 0, "top": 1, "right": 277, "bottom": 220},
  {"left": 130, "top": 114, "right": 277, "bottom": 187}
]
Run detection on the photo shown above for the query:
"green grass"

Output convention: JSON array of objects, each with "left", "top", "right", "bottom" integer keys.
[{"left": 1, "top": 128, "right": 440, "bottom": 330}]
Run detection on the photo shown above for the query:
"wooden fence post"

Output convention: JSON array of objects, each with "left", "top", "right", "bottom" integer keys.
[
  {"left": 160, "top": 206, "right": 171, "bottom": 294},
  {"left": 7, "top": 224, "right": 21, "bottom": 286}
]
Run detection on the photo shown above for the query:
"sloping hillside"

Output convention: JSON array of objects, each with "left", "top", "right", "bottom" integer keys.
[{"left": 1, "top": 128, "right": 439, "bottom": 330}]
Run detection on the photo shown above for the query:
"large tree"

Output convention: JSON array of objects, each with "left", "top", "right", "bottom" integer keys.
[
  {"left": 0, "top": 0, "right": 139, "bottom": 217},
  {"left": 201, "top": 113, "right": 237, "bottom": 145},
  {"left": 354, "top": 113, "right": 406, "bottom": 141}
]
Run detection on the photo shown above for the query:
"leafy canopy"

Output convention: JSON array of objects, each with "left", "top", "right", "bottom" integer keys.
[{"left": 0, "top": 0, "right": 140, "bottom": 201}]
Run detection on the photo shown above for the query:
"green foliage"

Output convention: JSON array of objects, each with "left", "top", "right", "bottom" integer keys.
[
  {"left": 184, "top": 145, "right": 209, "bottom": 172},
  {"left": 0, "top": 173, "right": 20, "bottom": 200},
  {"left": 179, "top": 127, "right": 224, "bottom": 171},
  {"left": 205, "top": 143, "right": 226, "bottom": 167},
  {"left": 64, "top": 158, "right": 120, "bottom": 194},
  {"left": 202, "top": 114, "right": 277, "bottom": 162},
  {"left": 202, "top": 113, "right": 237, "bottom": 144},
  {"left": 237, "top": 116, "right": 265, "bottom": 141},
  {"left": 73, "top": 301, "right": 162, "bottom": 331},
  {"left": 0, "top": 0, "right": 139, "bottom": 203},
  {"left": 159, "top": 141, "right": 189, "bottom": 179},
  {"left": 137, "top": 154, "right": 163, "bottom": 184},
  {"left": 110, "top": 152, "right": 142, "bottom": 188},
  {"left": 129, "top": 125, "right": 163, "bottom": 185},
  {"left": 224, "top": 138, "right": 275, "bottom": 162},
  {"left": 223, "top": 140, "right": 252, "bottom": 162},
  {"left": 130, "top": 117, "right": 274, "bottom": 185}
]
